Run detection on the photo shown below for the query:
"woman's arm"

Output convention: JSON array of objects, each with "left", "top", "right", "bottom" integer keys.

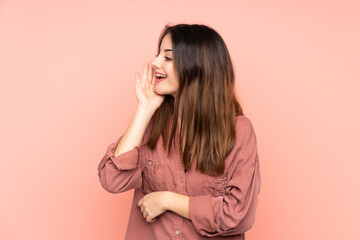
[
  {"left": 165, "top": 192, "right": 191, "bottom": 220},
  {"left": 115, "top": 60, "right": 164, "bottom": 156},
  {"left": 98, "top": 106, "right": 154, "bottom": 194},
  {"left": 114, "top": 105, "right": 154, "bottom": 157},
  {"left": 137, "top": 191, "right": 191, "bottom": 222}
]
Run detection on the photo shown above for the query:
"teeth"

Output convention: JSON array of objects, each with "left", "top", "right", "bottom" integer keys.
[{"left": 156, "top": 73, "right": 167, "bottom": 78}]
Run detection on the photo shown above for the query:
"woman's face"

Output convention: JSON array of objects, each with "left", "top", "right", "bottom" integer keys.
[{"left": 151, "top": 33, "right": 179, "bottom": 98}]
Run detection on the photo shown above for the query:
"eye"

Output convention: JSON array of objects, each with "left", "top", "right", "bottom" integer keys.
[{"left": 155, "top": 54, "right": 172, "bottom": 61}]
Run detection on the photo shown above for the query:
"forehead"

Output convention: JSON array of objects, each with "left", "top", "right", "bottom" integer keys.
[{"left": 160, "top": 34, "right": 172, "bottom": 50}]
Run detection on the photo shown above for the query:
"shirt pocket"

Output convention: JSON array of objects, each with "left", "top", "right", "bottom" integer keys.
[
  {"left": 141, "top": 159, "right": 162, "bottom": 194},
  {"left": 204, "top": 175, "right": 228, "bottom": 197}
]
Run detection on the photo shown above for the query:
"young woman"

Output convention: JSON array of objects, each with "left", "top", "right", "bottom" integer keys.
[{"left": 98, "top": 23, "right": 261, "bottom": 240}]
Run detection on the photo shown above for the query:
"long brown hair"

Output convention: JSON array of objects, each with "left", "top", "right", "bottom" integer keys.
[{"left": 146, "top": 23, "right": 243, "bottom": 176}]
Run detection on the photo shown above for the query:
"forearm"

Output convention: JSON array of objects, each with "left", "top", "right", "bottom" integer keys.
[
  {"left": 114, "top": 106, "right": 154, "bottom": 157},
  {"left": 165, "top": 192, "right": 191, "bottom": 220}
]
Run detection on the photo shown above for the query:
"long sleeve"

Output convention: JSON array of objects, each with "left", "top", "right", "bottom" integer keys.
[
  {"left": 97, "top": 120, "right": 152, "bottom": 194},
  {"left": 188, "top": 116, "right": 261, "bottom": 237}
]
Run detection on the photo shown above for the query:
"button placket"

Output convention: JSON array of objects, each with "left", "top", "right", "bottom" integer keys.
[
  {"left": 173, "top": 162, "right": 185, "bottom": 237},
  {"left": 142, "top": 159, "right": 157, "bottom": 193}
]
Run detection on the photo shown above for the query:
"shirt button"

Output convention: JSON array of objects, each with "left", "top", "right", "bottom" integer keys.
[
  {"left": 148, "top": 162, "right": 152, "bottom": 166},
  {"left": 175, "top": 230, "right": 179, "bottom": 235},
  {"left": 180, "top": 178, "right": 183, "bottom": 182},
  {"left": 221, "top": 181, "right": 226, "bottom": 186}
]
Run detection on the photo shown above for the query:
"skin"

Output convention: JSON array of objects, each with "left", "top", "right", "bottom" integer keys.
[
  {"left": 136, "top": 33, "right": 191, "bottom": 223},
  {"left": 137, "top": 191, "right": 190, "bottom": 223},
  {"left": 151, "top": 33, "right": 179, "bottom": 98}
]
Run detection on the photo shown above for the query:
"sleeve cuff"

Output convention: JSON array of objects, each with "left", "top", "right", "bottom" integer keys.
[
  {"left": 109, "top": 147, "right": 140, "bottom": 170},
  {"left": 104, "top": 136, "right": 143, "bottom": 171},
  {"left": 189, "top": 195, "right": 215, "bottom": 235}
]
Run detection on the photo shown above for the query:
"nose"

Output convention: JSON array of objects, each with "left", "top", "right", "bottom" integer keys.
[{"left": 151, "top": 56, "right": 161, "bottom": 70}]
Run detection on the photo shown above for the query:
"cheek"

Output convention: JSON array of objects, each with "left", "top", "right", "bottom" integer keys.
[
  {"left": 165, "top": 64, "right": 176, "bottom": 76},
  {"left": 168, "top": 77, "right": 179, "bottom": 88}
]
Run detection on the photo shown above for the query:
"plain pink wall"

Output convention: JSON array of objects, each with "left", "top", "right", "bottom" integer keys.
[{"left": 1, "top": 0, "right": 359, "bottom": 239}]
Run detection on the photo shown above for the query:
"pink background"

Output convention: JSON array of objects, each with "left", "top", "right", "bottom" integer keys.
[{"left": 1, "top": 0, "right": 359, "bottom": 239}]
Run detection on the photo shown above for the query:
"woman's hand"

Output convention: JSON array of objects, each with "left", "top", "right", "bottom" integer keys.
[
  {"left": 137, "top": 191, "right": 169, "bottom": 223},
  {"left": 135, "top": 61, "right": 165, "bottom": 113}
]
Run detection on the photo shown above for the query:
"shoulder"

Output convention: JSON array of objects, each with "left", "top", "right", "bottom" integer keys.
[
  {"left": 235, "top": 115, "right": 253, "bottom": 128},
  {"left": 235, "top": 115, "right": 256, "bottom": 144}
]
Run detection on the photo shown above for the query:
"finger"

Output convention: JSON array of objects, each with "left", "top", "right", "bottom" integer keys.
[
  {"left": 142, "top": 62, "right": 148, "bottom": 84},
  {"left": 151, "top": 67, "right": 155, "bottom": 86},
  {"left": 136, "top": 73, "right": 140, "bottom": 84},
  {"left": 146, "top": 215, "right": 153, "bottom": 223},
  {"left": 141, "top": 205, "right": 145, "bottom": 213},
  {"left": 147, "top": 61, "right": 152, "bottom": 83},
  {"left": 143, "top": 210, "right": 148, "bottom": 218},
  {"left": 138, "top": 198, "right": 143, "bottom": 207},
  {"left": 150, "top": 218, "right": 157, "bottom": 223}
]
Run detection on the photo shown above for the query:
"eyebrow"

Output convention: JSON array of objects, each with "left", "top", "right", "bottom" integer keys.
[{"left": 164, "top": 49, "right": 173, "bottom": 52}]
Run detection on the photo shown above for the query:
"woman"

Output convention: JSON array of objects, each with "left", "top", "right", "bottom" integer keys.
[{"left": 98, "top": 23, "right": 261, "bottom": 239}]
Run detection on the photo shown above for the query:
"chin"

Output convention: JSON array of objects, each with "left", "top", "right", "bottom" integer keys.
[
  {"left": 154, "top": 89, "right": 166, "bottom": 96},
  {"left": 155, "top": 86, "right": 176, "bottom": 97}
]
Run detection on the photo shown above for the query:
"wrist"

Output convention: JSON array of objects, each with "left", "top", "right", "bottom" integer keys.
[
  {"left": 163, "top": 191, "right": 174, "bottom": 211},
  {"left": 136, "top": 105, "right": 155, "bottom": 119}
]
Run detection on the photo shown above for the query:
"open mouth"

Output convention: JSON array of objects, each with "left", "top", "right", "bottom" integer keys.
[{"left": 155, "top": 73, "right": 167, "bottom": 82}]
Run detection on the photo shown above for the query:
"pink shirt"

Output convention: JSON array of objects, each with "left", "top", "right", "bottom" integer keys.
[{"left": 97, "top": 115, "right": 261, "bottom": 239}]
